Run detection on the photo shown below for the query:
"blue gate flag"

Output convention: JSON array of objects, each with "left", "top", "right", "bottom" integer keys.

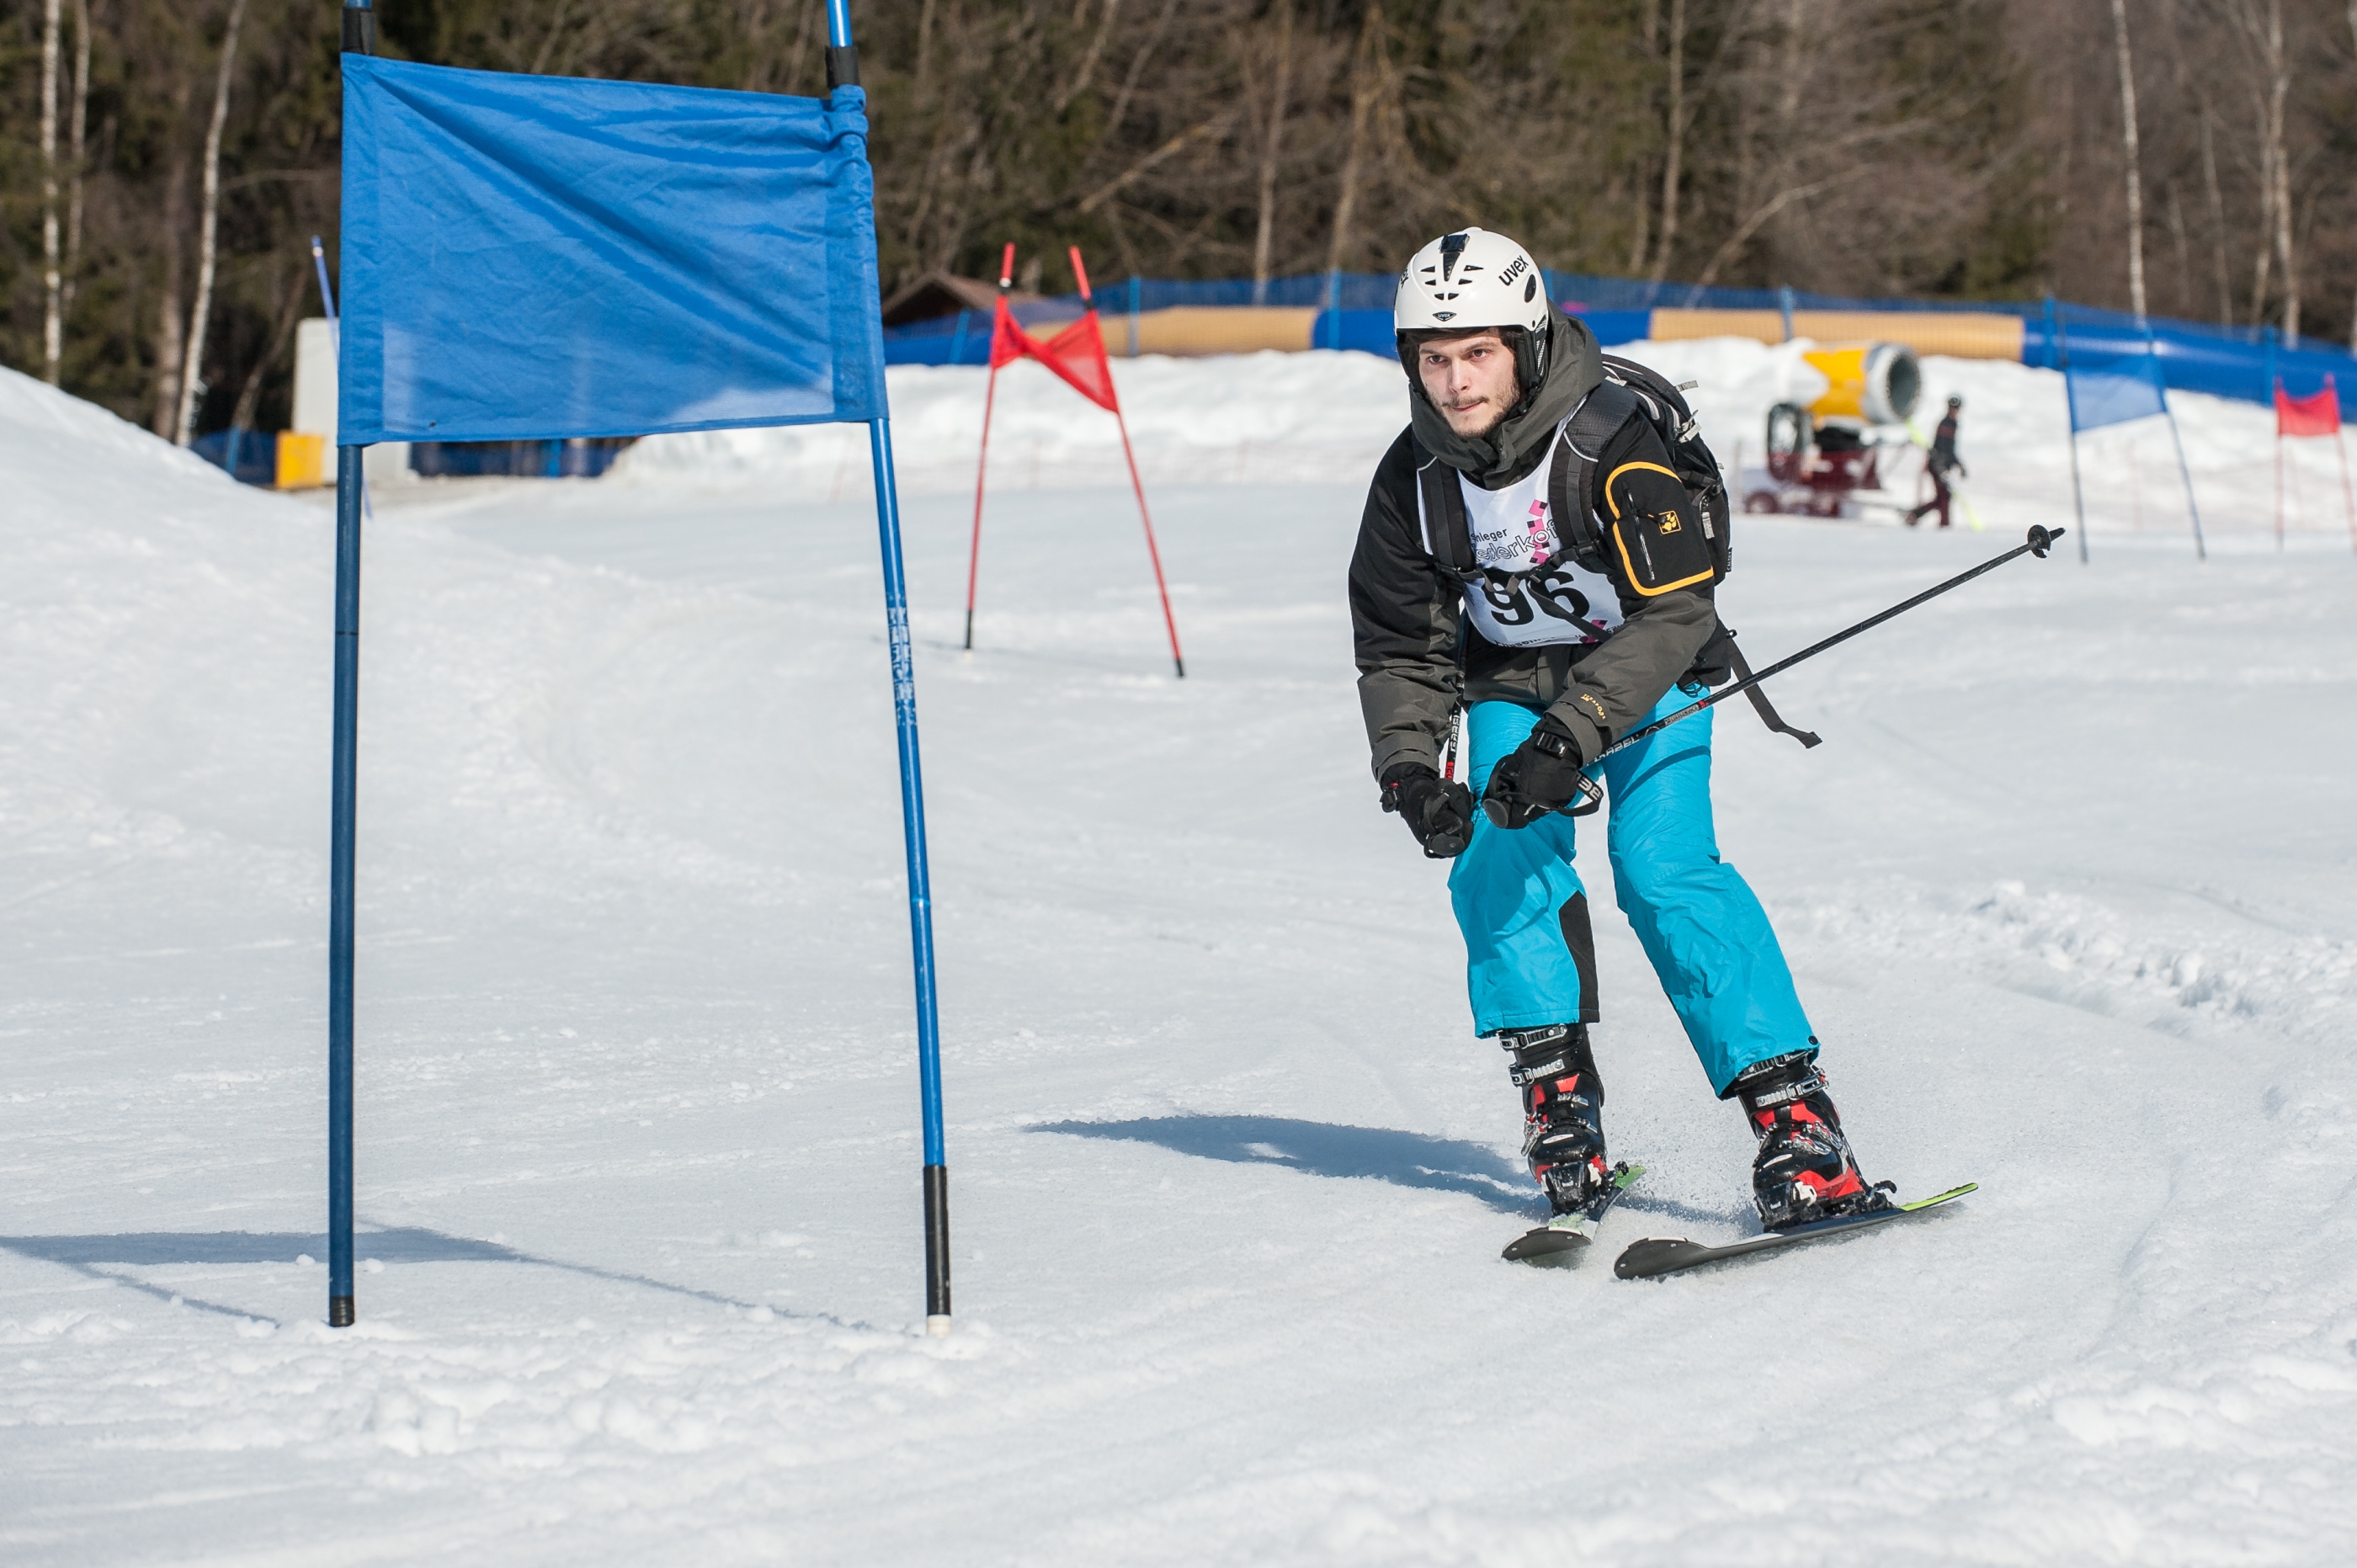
[
  {"left": 338, "top": 56, "right": 886, "bottom": 444},
  {"left": 2066, "top": 346, "right": 2169, "bottom": 433}
]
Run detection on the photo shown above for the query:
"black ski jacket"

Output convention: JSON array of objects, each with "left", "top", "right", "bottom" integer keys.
[
  {"left": 1928, "top": 412, "right": 1962, "bottom": 477},
  {"left": 1349, "top": 415, "right": 1724, "bottom": 783}
]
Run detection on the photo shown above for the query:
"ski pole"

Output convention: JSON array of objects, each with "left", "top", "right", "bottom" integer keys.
[{"left": 1509, "top": 525, "right": 2066, "bottom": 823}]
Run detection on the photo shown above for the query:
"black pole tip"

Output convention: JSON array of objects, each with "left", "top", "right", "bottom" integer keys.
[
  {"left": 1173, "top": 659, "right": 1186, "bottom": 679},
  {"left": 328, "top": 1295, "right": 355, "bottom": 1327},
  {"left": 922, "top": 1163, "right": 951, "bottom": 1323}
]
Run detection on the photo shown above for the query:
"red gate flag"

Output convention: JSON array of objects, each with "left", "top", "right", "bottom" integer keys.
[
  {"left": 966, "top": 244, "right": 1184, "bottom": 677},
  {"left": 2275, "top": 377, "right": 2340, "bottom": 438},
  {"left": 987, "top": 296, "right": 1120, "bottom": 412}
]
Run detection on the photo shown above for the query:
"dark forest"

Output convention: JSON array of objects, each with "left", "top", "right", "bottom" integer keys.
[{"left": 3, "top": 0, "right": 2350, "bottom": 441}]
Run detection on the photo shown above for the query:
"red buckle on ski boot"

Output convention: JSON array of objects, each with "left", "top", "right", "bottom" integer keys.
[
  {"left": 1729, "top": 1052, "right": 1889, "bottom": 1230},
  {"left": 1501, "top": 1024, "right": 1608, "bottom": 1214}
]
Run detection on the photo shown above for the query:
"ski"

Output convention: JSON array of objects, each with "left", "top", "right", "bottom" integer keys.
[
  {"left": 1612, "top": 1183, "right": 1976, "bottom": 1279},
  {"left": 1502, "top": 1161, "right": 1645, "bottom": 1264}
]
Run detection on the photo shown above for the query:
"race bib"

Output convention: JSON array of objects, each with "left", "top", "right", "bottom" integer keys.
[{"left": 1455, "top": 452, "right": 1623, "bottom": 649}]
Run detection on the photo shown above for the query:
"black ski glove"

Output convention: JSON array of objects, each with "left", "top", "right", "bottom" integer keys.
[
  {"left": 1380, "top": 763, "right": 1476, "bottom": 859},
  {"left": 1482, "top": 715, "right": 1589, "bottom": 829}
]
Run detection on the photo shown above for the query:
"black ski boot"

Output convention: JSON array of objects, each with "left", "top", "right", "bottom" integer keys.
[
  {"left": 1501, "top": 1024, "right": 1607, "bottom": 1214},
  {"left": 1728, "top": 1052, "right": 1891, "bottom": 1230}
]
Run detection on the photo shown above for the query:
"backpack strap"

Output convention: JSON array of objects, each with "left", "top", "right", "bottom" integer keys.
[
  {"left": 1411, "top": 439, "right": 1476, "bottom": 575},
  {"left": 1728, "top": 638, "right": 1822, "bottom": 748},
  {"left": 1550, "top": 380, "right": 1640, "bottom": 574}
]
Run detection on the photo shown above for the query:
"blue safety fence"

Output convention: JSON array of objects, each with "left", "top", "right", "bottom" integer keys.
[
  {"left": 881, "top": 267, "right": 2356, "bottom": 420},
  {"left": 192, "top": 428, "right": 279, "bottom": 485},
  {"left": 408, "top": 437, "right": 633, "bottom": 479},
  {"left": 2027, "top": 300, "right": 2352, "bottom": 408}
]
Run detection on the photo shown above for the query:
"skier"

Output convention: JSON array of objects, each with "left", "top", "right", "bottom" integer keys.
[
  {"left": 1349, "top": 228, "right": 1886, "bottom": 1235},
  {"left": 1907, "top": 394, "right": 1966, "bottom": 528}
]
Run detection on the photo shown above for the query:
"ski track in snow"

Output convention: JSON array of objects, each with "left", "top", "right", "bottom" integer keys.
[{"left": 4, "top": 350, "right": 2356, "bottom": 1565}]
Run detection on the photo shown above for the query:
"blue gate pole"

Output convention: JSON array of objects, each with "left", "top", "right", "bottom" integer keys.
[
  {"left": 327, "top": 442, "right": 364, "bottom": 1328},
  {"left": 870, "top": 416, "right": 950, "bottom": 1333},
  {"left": 829, "top": 0, "right": 953, "bottom": 1336},
  {"left": 327, "top": 0, "right": 375, "bottom": 1331}
]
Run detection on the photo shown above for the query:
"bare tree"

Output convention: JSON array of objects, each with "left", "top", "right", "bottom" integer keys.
[
  {"left": 176, "top": 0, "right": 251, "bottom": 447},
  {"left": 2262, "top": 0, "right": 2297, "bottom": 343},
  {"left": 1053, "top": 0, "right": 1123, "bottom": 115},
  {"left": 152, "top": 151, "right": 189, "bottom": 439},
  {"left": 2224, "top": 0, "right": 2295, "bottom": 341},
  {"left": 2110, "top": 0, "right": 2147, "bottom": 325},
  {"left": 2156, "top": 0, "right": 2237, "bottom": 324},
  {"left": 1649, "top": 0, "right": 1691, "bottom": 284},
  {"left": 1248, "top": 0, "right": 1296, "bottom": 301},
  {"left": 1628, "top": 0, "right": 1659, "bottom": 274},
  {"left": 41, "top": 0, "right": 64, "bottom": 383},
  {"left": 1326, "top": 3, "right": 1387, "bottom": 274},
  {"left": 63, "top": 0, "right": 91, "bottom": 327}
]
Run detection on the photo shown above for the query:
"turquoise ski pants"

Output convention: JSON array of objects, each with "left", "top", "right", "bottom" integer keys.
[{"left": 1450, "top": 691, "right": 1815, "bottom": 1094}]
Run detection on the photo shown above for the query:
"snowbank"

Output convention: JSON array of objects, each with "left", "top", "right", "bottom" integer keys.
[
  {"left": 619, "top": 339, "right": 2334, "bottom": 545},
  {"left": 614, "top": 348, "right": 1415, "bottom": 497}
]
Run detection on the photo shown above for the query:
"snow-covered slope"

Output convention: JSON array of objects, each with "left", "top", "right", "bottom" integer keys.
[{"left": 4, "top": 356, "right": 2356, "bottom": 1566}]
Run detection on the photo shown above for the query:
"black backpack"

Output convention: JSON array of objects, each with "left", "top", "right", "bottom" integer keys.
[
  {"left": 1418, "top": 353, "right": 1732, "bottom": 586},
  {"left": 1562, "top": 354, "right": 1732, "bottom": 582}
]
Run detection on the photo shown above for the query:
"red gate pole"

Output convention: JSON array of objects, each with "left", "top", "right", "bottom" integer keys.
[
  {"left": 2330, "top": 375, "right": 2357, "bottom": 555},
  {"left": 2273, "top": 378, "right": 2286, "bottom": 553},
  {"left": 965, "top": 242, "right": 1017, "bottom": 652},
  {"left": 1071, "top": 247, "right": 1185, "bottom": 679},
  {"left": 1116, "top": 412, "right": 1185, "bottom": 678},
  {"left": 2342, "top": 429, "right": 2357, "bottom": 554}
]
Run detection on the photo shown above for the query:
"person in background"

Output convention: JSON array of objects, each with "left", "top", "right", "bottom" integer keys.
[{"left": 1907, "top": 394, "right": 1966, "bottom": 528}]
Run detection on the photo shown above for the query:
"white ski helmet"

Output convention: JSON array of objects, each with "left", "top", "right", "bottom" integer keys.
[{"left": 1396, "top": 228, "right": 1553, "bottom": 385}]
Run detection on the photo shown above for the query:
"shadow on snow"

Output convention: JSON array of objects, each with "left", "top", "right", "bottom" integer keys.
[
  {"left": 0, "top": 1226, "right": 801, "bottom": 1326},
  {"left": 1035, "top": 1114, "right": 1546, "bottom": 1216},
  {"left": 1034, "top": 1114, "right": 1740, "bottom": 1230}
]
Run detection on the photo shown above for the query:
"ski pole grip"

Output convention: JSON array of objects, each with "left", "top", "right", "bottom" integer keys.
[{"left": 2027, "top": 524, "right": 2064, "bottom": 559}]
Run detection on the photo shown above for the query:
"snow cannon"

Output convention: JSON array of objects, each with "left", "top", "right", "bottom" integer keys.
[
  {"left": 1754, "top": 340, "right": 1923, "bottom": 516},
  {"left": 1790, "top": 341, "right": 1921, "bottom": 428}
]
